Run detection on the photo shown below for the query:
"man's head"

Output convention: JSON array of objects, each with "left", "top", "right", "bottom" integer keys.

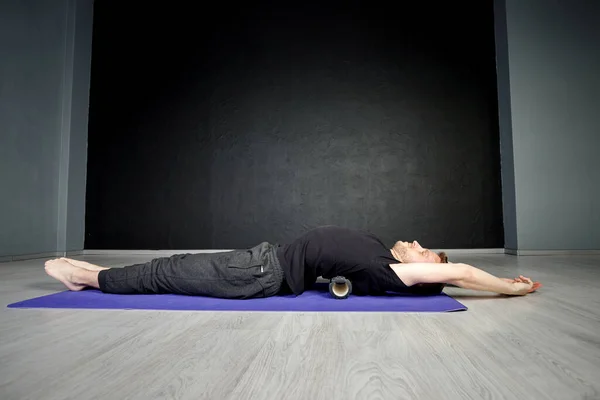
[{"left": 392, "top": 240, "right": 448, "bottom": 264}]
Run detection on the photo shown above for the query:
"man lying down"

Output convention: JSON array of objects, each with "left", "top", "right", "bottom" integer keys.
[{"left": 44, "top": 225, "right": 541, "bottom": 298}]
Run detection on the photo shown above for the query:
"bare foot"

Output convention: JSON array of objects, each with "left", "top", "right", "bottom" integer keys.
[
  {"left": 60, "top": 257, "right": 108, "bottom": 271},
  {"left": 44, "top": 259, "right": 86, "bottom": 291}
]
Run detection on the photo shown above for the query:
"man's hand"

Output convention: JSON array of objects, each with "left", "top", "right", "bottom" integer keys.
[{"left": 506, "top": 276, "right": 542, "bottom": 295}]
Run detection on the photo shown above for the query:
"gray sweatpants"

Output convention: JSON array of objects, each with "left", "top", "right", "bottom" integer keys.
[{"left": 97, "top": 242, "right": 285, "bottom": 299}]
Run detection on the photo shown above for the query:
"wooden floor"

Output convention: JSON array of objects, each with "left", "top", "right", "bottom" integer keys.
[{"left": 1, "top": 254, "right": 599, "bottom": 400}]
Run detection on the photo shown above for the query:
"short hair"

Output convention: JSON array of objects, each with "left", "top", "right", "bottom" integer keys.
[{"left": 437, "top": 252, "right": 448, "bottom": 263}]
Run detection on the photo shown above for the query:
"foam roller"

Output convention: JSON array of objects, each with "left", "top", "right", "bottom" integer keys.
[{"left": 329, "top": 276, "right": 352, "bottom": 299}]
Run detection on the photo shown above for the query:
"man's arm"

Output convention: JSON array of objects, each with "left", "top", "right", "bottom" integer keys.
[{"left": 389, "top": 262, "right": 533, "bottom": 295}]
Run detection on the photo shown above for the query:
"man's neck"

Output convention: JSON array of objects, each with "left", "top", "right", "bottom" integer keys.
[{"left": 390, "top": 248, "right": 403, "bottom": 263}]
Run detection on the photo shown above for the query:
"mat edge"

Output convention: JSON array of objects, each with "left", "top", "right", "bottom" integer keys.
[{"left": 7, "top": 291, "right": 467, "bottom": 313}]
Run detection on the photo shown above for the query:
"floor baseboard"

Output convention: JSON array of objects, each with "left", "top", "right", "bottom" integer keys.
[
  {"left": 2, "top": 248, "right": 598, "bottom": 263},
  {"left": 0, "top": 250, "right": 84, "bottom": 263},
  {"left": 84, "top": 248, "right": 507, "bottom": 256},
  {"left": 81, "top": 249, "right": 234, "bottom": 256},
  {"left": 505, "top": 249, "right": 600, "bottom": 256},
  {"left": 0, "top": 252, "right": 63, "bottom": 263},
  {"left": 432, "top": 248, "right": 505, "bottom": 255}
]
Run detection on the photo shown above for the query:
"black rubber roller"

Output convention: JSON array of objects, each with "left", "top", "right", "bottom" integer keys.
[{"left": 329, "top": 276, "right": 352, "bottom": 299}]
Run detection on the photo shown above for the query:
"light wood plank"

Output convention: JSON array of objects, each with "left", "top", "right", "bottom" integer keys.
[{"left": 1, "top": 254, "right": 599, "bottom": 400}]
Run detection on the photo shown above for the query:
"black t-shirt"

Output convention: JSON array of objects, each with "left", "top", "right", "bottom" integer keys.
[{"left": 276, "top": 226, "right": 439, "bottom": 296}]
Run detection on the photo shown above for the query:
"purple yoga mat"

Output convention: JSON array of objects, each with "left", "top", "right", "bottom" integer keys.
[{"left": 7, "top": 283, "right": 466, "bottom": 312}]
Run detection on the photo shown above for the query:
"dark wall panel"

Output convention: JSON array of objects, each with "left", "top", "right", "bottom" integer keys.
[{"left": 85, "top": 1, "right": 503, "bottom": 249}]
